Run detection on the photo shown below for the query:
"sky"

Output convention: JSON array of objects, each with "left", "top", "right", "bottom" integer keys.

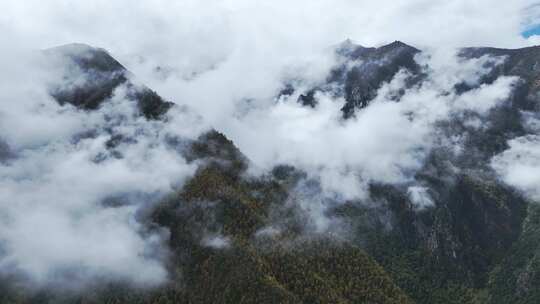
[
  {"left": 523, "top": 25, "right": 540, "bottom": 37},
  {"left": 0, "top": 0, "right": 539, "bottom": 290}
]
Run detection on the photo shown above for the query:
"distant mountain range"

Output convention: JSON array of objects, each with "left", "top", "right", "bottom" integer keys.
[{"left": 1, "top": 40, "right": 540, "bottom": 304}]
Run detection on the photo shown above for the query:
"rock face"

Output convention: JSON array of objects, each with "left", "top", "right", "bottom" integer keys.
[
  {"left": 0, "top": 130, "right": 414, "bottom": 304},
  {"left": 0, "top": 44, "right": 413, "bottom": 304},
  {"left": 44, "top": 43, "right": 173, "bottom": 119},
  {"left": 2, "top": 41, "right": 540, "bottom": 304},
  {"left": 241, "top": 41, "right": 540, "bottom": 303},
  {"left": 333, "top": 40, "right": 422, "bottom": 117},
  {"left": 487, "top": 204, "right": 540, "bottom": 304}
]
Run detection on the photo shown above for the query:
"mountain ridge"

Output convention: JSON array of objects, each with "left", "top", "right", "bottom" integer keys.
[{"left": 2, "top": 40, "right": 540, "bottom": 303}]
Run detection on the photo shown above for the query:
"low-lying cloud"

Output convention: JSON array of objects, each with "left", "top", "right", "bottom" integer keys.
[
  {"left": 0, "top": 48, "right": 204, "bottom": 287},
  {"left": 231, "top": 52, "right": 518, "bottom": 199},
  {"left": 492, "top": 136, "right": 540, "bottom": 202},
  {"left": 0, "top": 0, "right": 538, "bottom": 291}
]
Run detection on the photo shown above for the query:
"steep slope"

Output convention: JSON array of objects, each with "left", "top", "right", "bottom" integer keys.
[
  {"left": 333, "top": 40, "right": 423, "bottom": 117},
  {"left": 0, "top": 44, "right": 413, "bottom": 304},
  {"left": 460, "top": 45, "right": 540, "bottom": 111},
  {"left": 487, "top": 204, "right": 540, "bottom": 304},
  {"left": 283, "top": 40, "right": 423, "bottom": 117},
  {"left": 358, "top": 175, "right": 528, "bottom": 304},
  {"left": 2, "top": 41, "right": 540, "bottom": 304},
  {"left": 0, "top": 131, "right": 413, "bottom": 304},
  {"left": 44, "top": 43, "right": 173, "bottom": 119},
  {"left": 149, "top": 150, "right": 413, "bottom": 304}
]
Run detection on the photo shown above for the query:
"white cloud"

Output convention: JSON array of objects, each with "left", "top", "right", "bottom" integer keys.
[
  {"left": 201, "top": 235, "right": 231, "bottom": 249},
  {"left": 229, "top": 51, "right": 517, "bottom": 199},
  {"left": 407, "top": 186, "right": 435, "bottom": 210},
  {"left": 0, "top": 0, "right": 536, "bottom": 288},
  {"left": 492, "top": 135, "right": 540, "bottom": 202}
]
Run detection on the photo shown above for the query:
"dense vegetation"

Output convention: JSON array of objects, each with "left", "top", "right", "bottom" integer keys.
[{"left": 0, "top": 131, "right": 413, "bottom": 304}]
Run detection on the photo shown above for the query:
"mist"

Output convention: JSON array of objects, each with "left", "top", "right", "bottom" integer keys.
[
  {"left": 0, "top": 46, "right": 203, "bottom": 287},
  {"left": 0, "top": 0, "right": 539, "bottom": 290}
]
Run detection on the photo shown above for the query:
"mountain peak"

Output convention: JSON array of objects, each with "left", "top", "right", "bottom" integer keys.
[
  {"left": 378, "top": 40, "right": 419, "bottom": 52},
  {"left": 43, "top": 43, "right": 173, "bottom": 119},
  {"left": 335, "top": 39, "right": 369, "bottom": 57},
  {"left": 47, "top": 42, "right": 99, "bottom": 53},
  {"left": 388, "top": 40, "right": 408, "bottom": 47}
]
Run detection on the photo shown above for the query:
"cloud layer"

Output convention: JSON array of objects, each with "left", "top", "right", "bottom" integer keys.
[
  {"left": 0, "top": 48, "right": 204, "bottom": 287},
  {"left": 0, "top": 0, "right": 538, "bottom": 289}
]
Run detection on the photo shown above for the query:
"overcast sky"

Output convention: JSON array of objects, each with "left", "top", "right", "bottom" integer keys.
[{"left": 2, "top": 1, "right": 539, "bottom": 58}]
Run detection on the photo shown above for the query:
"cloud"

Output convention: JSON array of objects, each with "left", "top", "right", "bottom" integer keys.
[
  {"left": 0, "top": 48, "right": 202, "bottom": 287},
  {"left": 0, "top": 1, "right": 537, "bottom": 121},
  {"left": 229, "top": 51, "right": 517, "bottom": 199},
  {"left": 0, "top": 0, "right": 536, "bottom": 289},
  {"left": 407, "top": 186, "right": 435, "bottom": 210},
  {"left": 491, "top": 94, "right": 540, "bottom": 203},
  {"left": 492, "top": 135, "right": 540, "bottom": 202}
]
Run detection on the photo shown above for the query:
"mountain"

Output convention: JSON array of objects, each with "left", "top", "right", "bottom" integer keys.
[
  {"left": 43, "top": 43, "right": 173, "bottom": 119},
  {"left": 1, "top": 41, "right": 540, "bottom": 304},
  {"left": 284, "top": 40, "right": 423, "bottom": 118},
  {"left": 303, "top": 41, "right": 540, "bottom": 303},
  {"left": 460, "top": 45, "right": 540, "bottom": 111}
]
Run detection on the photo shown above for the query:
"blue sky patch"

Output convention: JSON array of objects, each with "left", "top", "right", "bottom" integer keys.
[{"left": 522, "top": 25, "right": 540, "bottom": 38}]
